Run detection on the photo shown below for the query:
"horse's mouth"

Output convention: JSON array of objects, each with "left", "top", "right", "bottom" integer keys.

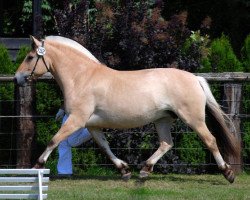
[{"left": 14, "top": 72, "right": 32, "bottom": 87}]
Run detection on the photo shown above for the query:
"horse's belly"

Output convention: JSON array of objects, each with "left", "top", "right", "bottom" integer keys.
[{"left": 86, "top": 109, "right": 169, "bottom": 129}]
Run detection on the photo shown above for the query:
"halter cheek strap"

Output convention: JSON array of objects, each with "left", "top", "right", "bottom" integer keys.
[{"left": 29, "top": 40, "right": 50, "bottom": 79}]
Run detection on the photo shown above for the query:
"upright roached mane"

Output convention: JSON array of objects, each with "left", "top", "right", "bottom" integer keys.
[
  {"left": 15, "top": 35, "right": 240, "bottom": 183},
  {"left": 45, "top": 36, "right": 100, "bottom": 63}
]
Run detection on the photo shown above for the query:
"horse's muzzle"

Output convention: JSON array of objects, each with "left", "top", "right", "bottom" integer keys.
[{"left": 14, "top": 72, "right": 30, "bottom": 87}]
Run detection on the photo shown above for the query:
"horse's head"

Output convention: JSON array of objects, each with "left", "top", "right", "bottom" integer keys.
[{"left": 15, "top": 36, "right": 51, "bottom": 86}]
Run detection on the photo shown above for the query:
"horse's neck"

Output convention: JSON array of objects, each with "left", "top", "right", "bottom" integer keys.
[{"left": 49, "top": 48, "right": 97, "bottom": 97}]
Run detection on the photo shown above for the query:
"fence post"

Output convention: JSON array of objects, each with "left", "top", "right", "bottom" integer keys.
[
  {"left": 223, "top": 83, "right": 242, "bottom": 173},
  {"left": 15, "top": 83, "right": 36, "bottom": 168}
]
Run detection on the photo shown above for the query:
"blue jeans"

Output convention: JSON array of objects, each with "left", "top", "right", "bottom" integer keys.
[{"left": 57, "top": 115, "right": 92, "bottom": 175}]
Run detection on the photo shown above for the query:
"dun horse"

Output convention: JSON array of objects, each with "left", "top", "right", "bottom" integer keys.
[{"left": 15, "top": 36, "right": 240, "bottom": 183}]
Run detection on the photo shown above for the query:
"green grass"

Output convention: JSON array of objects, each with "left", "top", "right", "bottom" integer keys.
[{"left": 48, "top": 172, "right": 250, "bottom": 200}]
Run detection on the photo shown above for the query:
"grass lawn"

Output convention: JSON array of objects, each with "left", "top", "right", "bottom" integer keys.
[{"left": 48, "top": 172, "right": 250, "bottom": 200}]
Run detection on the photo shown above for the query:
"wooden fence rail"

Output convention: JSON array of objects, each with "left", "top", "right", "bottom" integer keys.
[{"left": 1, "top": 72, "right": 250, "bottom": 82}]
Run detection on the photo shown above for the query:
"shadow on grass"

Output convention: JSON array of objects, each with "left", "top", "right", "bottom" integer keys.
[
  {"left": 135, "top": 174, "right": 226, "bottom": 186},
  {"left": 50, "top": 173, "right": 227, "bottom": 186}
]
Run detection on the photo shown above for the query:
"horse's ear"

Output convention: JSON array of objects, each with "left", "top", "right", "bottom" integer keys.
[{"left": 30, "top": 35, "right": 42, "bottom": 50}]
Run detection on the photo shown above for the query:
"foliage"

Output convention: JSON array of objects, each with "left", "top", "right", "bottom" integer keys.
[
  {"left": 242, "top": 83, "right": 250, "bottom": 165},
  {"left": 36, "top": 83, "right": 62, "bottom": 115},
  {"left": 72, "top": 148, "right": 100, "bottom": 170},
  {"left": 20, "top": 0, "right": 54, "bottom": 35},
  {"left": 14, "top": 46, "right": 31, "bottom": 68},
  {"left": 35, "top": 82, "right": 62, "bottom": 167},
  {"left": 177, "top": 132, "right": 206, "bottom": 164},
  {"left": 54, "top": 0, "right": 206, "bottom": 72},
  {"left": 163, "top": 0, "right": 250, "bottom": 55},
  {"left": 241, "top": 33, "right": 250, "bottom": 165},
  {"left": 242, "top": 121, "right": 250, "bottom": 163},
  {"left": 241, "top": 34, "right": 250, "bottom": 72},
  {"left": 182, "top": 30, "right": 211, "bottom": 73},
  {"left": 0, "top": 44, "right": 15, "bottom": 107},
  {"left": 0, "top": 44, "right": 14, "bottom": 74},
  {"left": 209, "top": 34, "right": 243, "bottom": 72},
  {"left": 0, "top": 44, "right": 15, "bottom": 164},
  {"left": 36, "top": 119, "right": 60, "bottom": 146}
]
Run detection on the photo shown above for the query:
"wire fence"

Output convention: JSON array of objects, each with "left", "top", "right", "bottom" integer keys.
[{"left": 0, "top": 74, "right": 250, "bottom": 174}]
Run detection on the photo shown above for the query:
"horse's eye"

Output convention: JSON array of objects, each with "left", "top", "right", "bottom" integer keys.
[{"left": 26, "top": 55, "right": 34, "bottom": 61}]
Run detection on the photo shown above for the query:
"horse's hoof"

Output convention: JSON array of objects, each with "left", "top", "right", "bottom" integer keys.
[
  {"left": 122, "top": 172, "right": 132, "bottom": 181},
  {"left": 32, "top": 162, "right": 44, "bottom": 169},
  {"left": 223, "top": 168, "right": 235, "bottom": 183},
  {"left": 139, "top": 170, "right": 150, "bottom": 179},
  {"left": 221, "top": 164, "right": 235, "bottom": 183}
]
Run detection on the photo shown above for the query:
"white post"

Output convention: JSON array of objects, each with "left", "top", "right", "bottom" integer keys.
[{"left": 38, "top": 170, "right": 43, "bottom": 200}]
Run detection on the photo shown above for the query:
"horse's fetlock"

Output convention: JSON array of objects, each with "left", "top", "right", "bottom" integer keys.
[
  {"left": 141, "top": 162, "right": 154, "bottom": 173},
  {"left": 33, "top": 160, "right": 45, "bottom": 169}
]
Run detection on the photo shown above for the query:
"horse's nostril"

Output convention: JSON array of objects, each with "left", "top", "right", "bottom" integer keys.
[
  {"left": 14, "top": 73, "right": 29, "bottom": 86},
  {"left": 13, "top": 77, "right": 17, "bottom": 84}
]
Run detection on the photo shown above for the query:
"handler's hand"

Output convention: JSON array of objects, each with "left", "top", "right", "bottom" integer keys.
[{"left": 55, "top": 108, "right": 65, "bottom": 121}]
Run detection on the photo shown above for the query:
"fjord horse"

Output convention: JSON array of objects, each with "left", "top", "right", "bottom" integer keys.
[{"left": 15, "top": 36, "right": 240, "bottom": 183}]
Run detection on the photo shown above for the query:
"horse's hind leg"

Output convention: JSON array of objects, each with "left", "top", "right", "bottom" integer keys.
[
  {"left": 140, "top": 117, "right": 175, "bottom": 179},
  {"left": 191, "top": 122, "right": 235, "bottom": 183},
  {"left": 178, "top": 107, "right": 235, "bottom": 183},
  {"left": 88, "top": 128, "right": 131, "bottom": 180}
]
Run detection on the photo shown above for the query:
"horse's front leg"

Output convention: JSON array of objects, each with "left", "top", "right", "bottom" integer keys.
[
  {"left": 33, "top": 115, "right": 82, "bottom": 168},
  {"left": 88, "top": 128, "right": 131, "bottom": 181}
]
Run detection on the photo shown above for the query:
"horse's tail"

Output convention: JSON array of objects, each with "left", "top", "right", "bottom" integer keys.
[{"left": 197, "top": 76, "right": 240, "bottom": 162}]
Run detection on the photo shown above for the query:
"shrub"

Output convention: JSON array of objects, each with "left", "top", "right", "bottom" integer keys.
[
  {"left": 15, "top": 46, "right": 30, "bottom": 68},
  {"left": 54, "top": 0, "right": 206, "bottom": 72},
  {"left": 241, "top": 34, "right": 250, "bottom": 72},
  {"left": 0, "top": 44, "right": 14, "bottom": 74},
  {"left": 243, "top": 121, "right": 250, "bottom": 163},
  {"left": 177, "top": 132, "right": 206, "bottom": 164},
  {"left": 209, "top": 34, "right": 243, "bottom": 72},
  {"left": 182, "top": 30, "right": 211, "bottom": 73},
  {"left": 0, "top": 44, "right": 15, "bottom": 121},
  {"left": 0, "top": 44, "right": 15, "bottom": 164}
]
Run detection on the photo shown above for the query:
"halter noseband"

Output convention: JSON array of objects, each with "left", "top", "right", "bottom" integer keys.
[{"left": 28, "top": 40, "right": 50, "bottom": 80}]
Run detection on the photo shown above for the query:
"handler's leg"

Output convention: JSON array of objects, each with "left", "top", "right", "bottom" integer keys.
[
  {"left": 89, "top": 128, "right": 131, "bottom": 180},
  {"left": 68, "top": 128, "right": 92, "bottom": 147},
  {"left": 140, "top": 117, "right": 175, "bottom": 178},
  {"left": 57, "top": 139, "right": 73, "bottom": 175},
  {"left": 33, "top": 115, "right": 83, "bottom": 168}
]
